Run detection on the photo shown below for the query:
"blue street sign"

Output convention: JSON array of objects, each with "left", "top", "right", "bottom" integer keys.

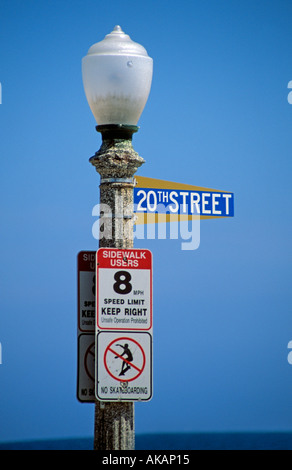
[{"left": 134, "top": 177, "right": 234, "bottom": 220}]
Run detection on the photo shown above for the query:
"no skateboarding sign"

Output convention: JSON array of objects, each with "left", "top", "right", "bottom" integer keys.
[
  {"left": 96, "top": 331, "right": 152, "bottom": 401},
  {"left": 77, "top": 333, "right": 95, "bottom": 402}
]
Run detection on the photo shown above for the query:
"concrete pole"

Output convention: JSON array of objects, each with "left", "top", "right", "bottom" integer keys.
[{"left": 90, "top": 125, "right": 144, "bottom": 451}]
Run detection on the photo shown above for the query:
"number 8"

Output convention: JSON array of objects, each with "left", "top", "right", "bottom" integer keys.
[{"left": 113, "top": 271, "right": 132, "bottom": 295}]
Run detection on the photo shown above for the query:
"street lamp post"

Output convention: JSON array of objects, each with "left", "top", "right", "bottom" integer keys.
[{"left": 82, "top": 26, "right": 153, "bottom": 451}]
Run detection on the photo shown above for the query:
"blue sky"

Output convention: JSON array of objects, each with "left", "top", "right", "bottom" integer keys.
[{"left": 0, "top": 0, "right": 292, "bottom": 443}]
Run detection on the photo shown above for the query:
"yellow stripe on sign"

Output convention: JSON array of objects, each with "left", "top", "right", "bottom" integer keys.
[
  {"left": 134, "top": 213, "right": 228, "bottom": 225},
  {"left": 135, "top": 176, "right": 232, "bottom": 194}
]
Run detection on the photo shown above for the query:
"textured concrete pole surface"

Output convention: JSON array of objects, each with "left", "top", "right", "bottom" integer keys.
[{"left": 90, "top": 128, "right": 144, "bottom": 450}]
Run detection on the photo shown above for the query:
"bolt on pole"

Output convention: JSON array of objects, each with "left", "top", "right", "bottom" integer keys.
[{"left": 90, "top": 125, "right": 144, "bottom": 451}]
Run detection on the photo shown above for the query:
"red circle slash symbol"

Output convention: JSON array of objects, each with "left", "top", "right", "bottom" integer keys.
[
  {"left": 104, "top": 337, "right": 146, "bottom": 382},
  {"left": 84, "top": 342, "right": 95, "bottom": 381}
]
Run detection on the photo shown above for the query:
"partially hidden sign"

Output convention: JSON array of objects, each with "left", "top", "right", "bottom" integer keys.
[
  {"left": 77, "top": 251, "right": 95, "bottom": 402},
  {"left": 134, "top": 176, "right": 234, "bottom": 224}
]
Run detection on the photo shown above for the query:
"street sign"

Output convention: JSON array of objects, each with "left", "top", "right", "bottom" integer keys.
[
  {"left": 96, "top": 248, "right": 153, "bottom": 331},
  {"left": 77, "top": 251, "right": 96, "bottom": 402},
  {"left": 134, "top": 176, "right": 234, "bottom": 224},
  {"left": 96, "top": 331, "right": 152, "bottom": 402}
]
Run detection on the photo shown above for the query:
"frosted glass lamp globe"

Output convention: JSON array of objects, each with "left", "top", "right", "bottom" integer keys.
[{"left": 82, "top": 26, "right": 153, "bottom": 126}]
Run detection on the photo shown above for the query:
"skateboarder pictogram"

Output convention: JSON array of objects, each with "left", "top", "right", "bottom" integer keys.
[
  {"left": 104, "top": 336, "right": 146, "bottom": 382},
  {"left": 114, "top": 343, "right": 133, "bottom": 376}
]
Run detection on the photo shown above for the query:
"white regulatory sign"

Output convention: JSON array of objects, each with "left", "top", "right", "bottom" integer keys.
[
  {"left": 95, "top": 248, "right": 153, "bottom": 402},
  {"left": 96, "top": 248, "right": 153, "bottom": 332},
  {"left": 96, "top": 331, "right": 152, "bottom": 402}
]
